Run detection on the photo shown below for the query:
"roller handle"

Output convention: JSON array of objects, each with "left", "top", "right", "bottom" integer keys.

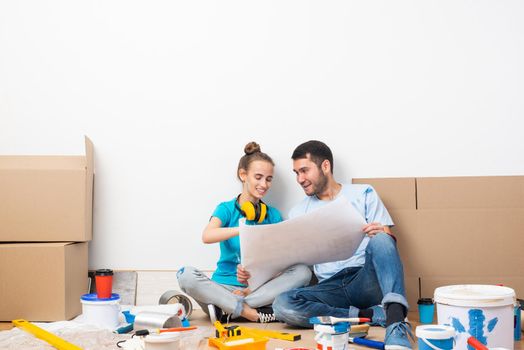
[{"left": 350, "top": 336, "right": 385, "bottom": 349}]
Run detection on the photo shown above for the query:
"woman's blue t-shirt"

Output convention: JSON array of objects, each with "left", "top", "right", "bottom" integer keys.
[{"left": 211, "top": 197, "right": 282, "bottom": 286}]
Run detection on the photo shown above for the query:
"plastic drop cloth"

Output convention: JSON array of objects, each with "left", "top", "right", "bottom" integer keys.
[
  {"left": 0, "top": 321, "right": 212, "bottom": 350},
  {"left": 0, "top": 321, "right": 129, "bottom": 349}
]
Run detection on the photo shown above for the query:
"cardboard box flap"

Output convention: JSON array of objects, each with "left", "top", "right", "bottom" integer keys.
[
  {"left": 417, "top": 176, "right": 524, "bottom": 209},
  {"left": 1, "top": 242, "right": 75, "bottom": 248},
  {"left": 352, "top": 178, "right": 416, "bottom": 210},
  {"left": 85, "top": 136, "right": 94, "bottom": 176},
  {"left": 84, "top": 136, "right": 94, "bottom": 238},
  {"left": 0, "top": 156, "right": 86, "bottom": 170},
  {"left": 0, "top": 137, "right": 93, "bottom": 171}
]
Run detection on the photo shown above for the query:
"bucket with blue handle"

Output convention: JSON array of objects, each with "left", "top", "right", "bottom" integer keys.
[{"left": 416, "top": 325, "right": 455, "bottom": 350}]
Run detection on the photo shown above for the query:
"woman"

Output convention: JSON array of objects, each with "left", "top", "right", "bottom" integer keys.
[{"left": 177, "top": 142, "right": 311, "bottom": 323}]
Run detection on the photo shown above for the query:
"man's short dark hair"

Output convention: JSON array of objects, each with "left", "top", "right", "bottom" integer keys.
[{"left": 292, "top": 140, "right": 334, "bottom": 173}]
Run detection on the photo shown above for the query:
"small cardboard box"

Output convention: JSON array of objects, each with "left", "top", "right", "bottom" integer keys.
[
  {"left": 0, "top": 242, "right": 88, "bottom": 321},
  {"left": 0, "top": 137, "right": 94, "bottom": 242}
]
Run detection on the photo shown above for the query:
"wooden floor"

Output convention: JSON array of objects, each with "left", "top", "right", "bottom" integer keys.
[
  {"left": 0, "top": 322, "right": 12, "bottom": 331},
  {"left": 1, "top": 310, "right": 522, "bottom": 349}
]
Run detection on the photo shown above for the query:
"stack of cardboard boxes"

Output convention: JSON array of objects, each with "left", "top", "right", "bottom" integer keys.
[
  {"left": 353, "top": 176, "right": 524, "bottom": 307},
  {"left": 0, "top": 137, "right": 94, "bottom": 321}
]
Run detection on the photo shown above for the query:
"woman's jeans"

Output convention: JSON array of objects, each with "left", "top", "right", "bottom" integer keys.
[{"left": 177, "top": 263, "right": 312, "bottom": 318}]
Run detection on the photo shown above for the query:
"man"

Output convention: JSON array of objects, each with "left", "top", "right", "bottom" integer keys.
[{"left": 272, "top": 140, "right": 413, "bottom": 349}]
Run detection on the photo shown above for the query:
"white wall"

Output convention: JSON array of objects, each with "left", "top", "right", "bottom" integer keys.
[{"left": 1, "top": 1, "right": 523, "bottom": 270}]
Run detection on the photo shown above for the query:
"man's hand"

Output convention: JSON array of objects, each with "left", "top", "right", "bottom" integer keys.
[
  {"left": 236, "top": 264, "right": 251, "bottom": 285},
  {"left": 363, "top": 222, "right": 389, "bottom": 237}
]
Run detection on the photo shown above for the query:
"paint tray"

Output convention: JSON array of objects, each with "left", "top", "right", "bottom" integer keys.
[{"left": 208, "top": 334, "right": 268, "bottom": 350}]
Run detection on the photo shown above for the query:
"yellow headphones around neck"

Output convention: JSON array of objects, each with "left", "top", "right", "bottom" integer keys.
[{"left": 237, "top": 195, "right": 267, "bottom": 223}]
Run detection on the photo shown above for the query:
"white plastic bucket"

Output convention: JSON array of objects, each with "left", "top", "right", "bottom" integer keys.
[
  {"left": 434, "top": 285, "right": 515, "bottom": 350},
  {"left": 415, "top": 325, "right": 455, "bottom": 350},
  {"left": 80, "top": 293, "right": 121, "bottom": 329},
  {"left": 143, "top": 333, "right": 180, "bottom": 350}
]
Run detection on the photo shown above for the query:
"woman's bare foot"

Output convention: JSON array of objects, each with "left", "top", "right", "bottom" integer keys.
[
  {"left": 240, "top": 304, "right": 259, "bottom": 322},
  {"left": 232, "top": 288, "right": 252, "bottom": 297}
]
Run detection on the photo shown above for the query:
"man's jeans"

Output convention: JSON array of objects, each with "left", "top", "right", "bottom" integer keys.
[{"left": 273, "top": 233, "right": 408, "bottom": 327}]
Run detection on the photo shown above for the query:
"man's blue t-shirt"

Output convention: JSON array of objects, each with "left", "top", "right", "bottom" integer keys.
[
  {"left": 289, "top": 184, "right": 393, "bottom": 282},
  {"left": 211, "top": 198, "right": 283, "bottom": 286}
]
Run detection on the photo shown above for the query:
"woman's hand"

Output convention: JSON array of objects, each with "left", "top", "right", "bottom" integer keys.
[{"left": 236, "top": 264, "right": 251, "bottom": 285}]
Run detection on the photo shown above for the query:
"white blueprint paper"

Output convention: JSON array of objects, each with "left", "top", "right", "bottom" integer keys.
[{"left": 239, "top": 196, "right": 366, "bottom": 291}]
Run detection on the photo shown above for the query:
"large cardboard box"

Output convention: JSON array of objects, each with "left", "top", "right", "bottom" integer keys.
[
  {"left": 0, "top": 242, "right": 88, "bottom": 321},
  {"left": 353, "top": 176, "right": 524, "bottom": 308},
  {"left": 0, "top": 137, "right": 93, "bottom": 242}
]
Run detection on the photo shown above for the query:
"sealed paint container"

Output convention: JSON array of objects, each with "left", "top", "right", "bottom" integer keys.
[
  {"left": 313, "top": 322, "right": 349, "bottom": 350},
  {"left": 415, "top": 325, "right": 455, "bottom": 350},
  {"left": 515, "top": 299, "right": 522, "bottom": 341},
  {"left": 80, "top": 293, "right": 120, "bottom": 329},
  {"left": 434, "top": 285, "right": 515, "bottom": 350}
]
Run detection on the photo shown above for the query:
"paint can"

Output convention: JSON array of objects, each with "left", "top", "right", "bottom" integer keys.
[
  {"left": 434, "top": 284, "right": 515, "bottom": 350},
  {"left": 80, "top": 293, "right": 121, "bottom": 329},
  {"left": 143, "top": 332, "right": 180, "bottom": 350},
  {"left": 313, "top": 322, "right": 349, "bottom": 350},
  {"left": 133, "top": 311, "right": 182, "bottom": 330},
  {"left": 515, "top": 299, "right": 522, "bottom": 341},
  {"left": 522, "top": 299, "right": 524, "bottom": 332},
  {"left": 415, "top": 325, "right": 455, "bottom": 350}
]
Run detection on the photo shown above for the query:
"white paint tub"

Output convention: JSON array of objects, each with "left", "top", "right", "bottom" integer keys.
[
  {"left": 434, "top": 285, "right": 515, "bottom": 350},
  {"left": 143, "top": 333, "right": 180, "bottom": 350},
  {"left": 80, "top": 293, "right": 121, "bottom": 329}
]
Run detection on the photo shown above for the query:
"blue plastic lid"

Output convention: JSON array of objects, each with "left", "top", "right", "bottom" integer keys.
[
  {"left": 81, "top": 293, "right": 120, "bottom": 302},
  {"left": 416, "top": 325, "right": 455, "bottom": 339}
]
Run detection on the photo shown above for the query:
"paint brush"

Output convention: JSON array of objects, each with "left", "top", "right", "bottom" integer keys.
[
  {"left": 135, "top": 326, "right": 197, "bottom": 336},
  {"left": 348, "top": 323, "right": 370, "bottom": 338},
  {"left": 113, "top": 323, "right": 134, "bottom": 334},
  {"left": 348, "top": 336, "right": 385, "bottom": 349},
  {"left": 309, "top": 316, "right": 370, "bottom": 324}
]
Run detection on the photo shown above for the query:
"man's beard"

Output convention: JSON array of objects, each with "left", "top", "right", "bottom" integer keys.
[{"left": 309, "top": 172, "right": 329, "bottom": 197}]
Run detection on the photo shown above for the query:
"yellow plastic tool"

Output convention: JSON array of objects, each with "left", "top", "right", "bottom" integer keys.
[
  {"left": 210, "top": 321, "right": 268, "bottom": 350},
  {"left": 12, "top": 319, "right": 83, "bottom": 350},
  {"left": 208, "top": 336, "right": 268, "bottom": 350},
  {"left": 214, "top": 320, "right": 242, "bottom": 337},
  {"left": 239, "top": 326, "right": 301, "bottom": 341}
]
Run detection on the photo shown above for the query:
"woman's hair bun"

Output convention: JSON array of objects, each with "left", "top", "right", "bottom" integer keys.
[{"left": 244, "top": 142, "right": 261, "bottom": 155}]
